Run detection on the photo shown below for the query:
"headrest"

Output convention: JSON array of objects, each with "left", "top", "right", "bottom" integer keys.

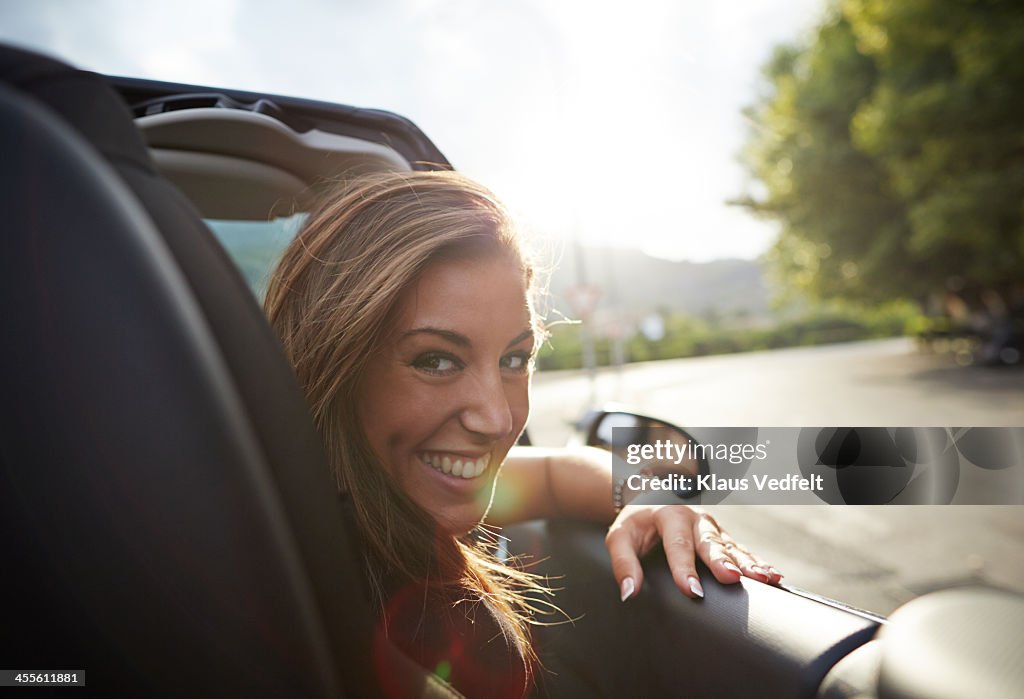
[{"left": 0, "top": 44, "right": 153, "bottom": 173}]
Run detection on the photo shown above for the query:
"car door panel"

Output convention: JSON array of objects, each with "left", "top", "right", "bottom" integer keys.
[{"left": 507, "top": 520, "right": 879, "bottom": 698}]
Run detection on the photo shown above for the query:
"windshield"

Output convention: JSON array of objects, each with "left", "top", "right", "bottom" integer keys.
[{"left": 206, "top": 214, "right": 306, "bottom": 300}]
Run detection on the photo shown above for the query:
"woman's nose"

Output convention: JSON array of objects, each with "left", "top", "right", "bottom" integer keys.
[{"left": 459, "top": 371, "right": 514, "bottom": 439}]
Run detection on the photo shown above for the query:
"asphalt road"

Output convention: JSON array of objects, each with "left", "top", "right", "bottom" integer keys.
[{"left": 528, "top": 338, "right": 1024, "bottom": 615}]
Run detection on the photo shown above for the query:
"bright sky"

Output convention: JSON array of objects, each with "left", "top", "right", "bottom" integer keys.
[{"left": 1, "top": 0, "right": 825, "bottom": 261}]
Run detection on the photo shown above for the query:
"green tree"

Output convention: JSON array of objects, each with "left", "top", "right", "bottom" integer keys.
[{"left": 740, "top": 0, "right": 1024, "bottom": 310}]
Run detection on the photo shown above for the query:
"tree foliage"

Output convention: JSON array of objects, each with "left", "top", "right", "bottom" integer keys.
[{"left": 741, "top": 0, "right": 1024, "bottom": 308}]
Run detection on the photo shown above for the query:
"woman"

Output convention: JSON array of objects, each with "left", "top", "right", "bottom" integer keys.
[{"left": 264, "top": 171, "right": 779, "bottom": 697}]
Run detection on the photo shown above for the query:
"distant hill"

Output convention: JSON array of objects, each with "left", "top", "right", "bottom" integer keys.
[
  {"left": 204, "top": 220, "right": 773, "bottom": 319},
  {"left": 543, "top": 245, "right": 771, "bottom": 319}
]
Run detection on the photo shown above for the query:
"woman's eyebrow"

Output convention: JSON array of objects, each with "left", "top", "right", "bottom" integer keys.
[
  {"left": 400, "top": 327, "right": 534, "bottom": 349},
  {"left": 403, "top": 327, "right": 470, "bottom": 347},
  {"left": 506, "top": 328, "right": 534, "bottom": 349}
]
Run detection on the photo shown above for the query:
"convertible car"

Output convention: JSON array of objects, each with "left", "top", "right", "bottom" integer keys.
[{"left": 1, "top": 43, "right": 1022, "bottom": 697}]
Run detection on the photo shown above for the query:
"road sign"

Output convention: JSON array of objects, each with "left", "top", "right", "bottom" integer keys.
[{"left": 566, "top": 283, "right": 602, "bottom": 319}]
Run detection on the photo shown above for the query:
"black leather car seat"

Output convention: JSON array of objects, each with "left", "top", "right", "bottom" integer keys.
[{"left": 0, "top": 44, "right": 457, "bottom": 698}]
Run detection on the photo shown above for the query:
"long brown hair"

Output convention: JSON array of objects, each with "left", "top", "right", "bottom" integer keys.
[{"left": 264, "top": 170, "right": 548, "bottom": 679}]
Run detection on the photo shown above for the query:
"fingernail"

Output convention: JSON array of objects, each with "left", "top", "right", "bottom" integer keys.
[
  {"left": 769, "top": 567, "right": 784, "bottom": 579},
  {"left": 688, "top": 576, "right": 704, "bottom": 599},
  {"left": 723, "top": 561, "right": 741, "bottom": 575},
  {"left": 620, "top": 576, "right": 635, "bottom": 602},
  {"left": 752, "top": 565, "right": 771, "bottom": 579}
]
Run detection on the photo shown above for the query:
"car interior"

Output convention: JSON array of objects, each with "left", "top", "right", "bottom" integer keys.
[{"left": 2, "top": 42, "right": 1021, "bottom": 698}]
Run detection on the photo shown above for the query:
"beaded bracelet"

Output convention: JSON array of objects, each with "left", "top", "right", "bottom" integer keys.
[{"left": 613, "top": 477, "right": 626, "bottom": 513}]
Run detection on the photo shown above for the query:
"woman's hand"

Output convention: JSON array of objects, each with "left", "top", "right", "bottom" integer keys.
[
  {"left": 605, "top": 505, "right": 782, "bottom": 601},
  {"left": 495, "top": 446, "right": 782, "bottom": 600}
]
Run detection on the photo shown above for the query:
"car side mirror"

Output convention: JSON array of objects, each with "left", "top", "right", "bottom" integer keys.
[{"left": 585, "top": 410, "right": 709, "bottom": 499}]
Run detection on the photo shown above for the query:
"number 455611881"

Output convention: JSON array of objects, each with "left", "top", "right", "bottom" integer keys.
[{"left": 2, "top": 671, "right": 84, "bottom": 686}]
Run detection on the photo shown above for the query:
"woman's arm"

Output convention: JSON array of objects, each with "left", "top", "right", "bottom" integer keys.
[
  {"left": 488, "top": 445, "right": 782, "bottom": 600},
  {"left": 488, "top": 445, "right": 615, "bottom": 525}
]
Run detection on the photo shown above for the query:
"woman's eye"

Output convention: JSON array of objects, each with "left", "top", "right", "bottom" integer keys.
[
  {"left": 411, "top": 353, "right": 461, "bottom": 375},
  {"left": 501, "top": 351, "right": 533, "bottom": 373}
]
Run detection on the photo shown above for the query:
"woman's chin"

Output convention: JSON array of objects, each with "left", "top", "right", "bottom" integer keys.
[
  {"left": 422, "top": 479, "right": 496, "bottom": 537},
  {"left": 432, "top": 509, "right": 486, "bottom": 538}
]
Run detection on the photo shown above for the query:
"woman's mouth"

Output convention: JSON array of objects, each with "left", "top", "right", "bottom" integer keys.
[{"left": 418, "top": 451, "right": 490, "bottom": 479}]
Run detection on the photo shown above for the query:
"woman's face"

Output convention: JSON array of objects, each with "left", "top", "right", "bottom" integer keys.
[{"left": 358, "top": 253, "right": 535, "bottom": 535}]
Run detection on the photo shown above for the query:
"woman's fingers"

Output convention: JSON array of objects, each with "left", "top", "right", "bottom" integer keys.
[
  {"left": 693, "top": 512, "right": 744, "bottom": 584},
  {"left": 654, "top": 508, "right": 705, "bottom": 599},
  {"left": 607, "top": 506, "right": 783, "bottom": 605},
  {"left": 737, "top": 548, "right": 784, "bottom": 584},
  {"left": 605, "top": 519, "right": 646, "bottom": 602},
  {"left": 723, "top": 539, "right": 774, "bottom": 583},
  {"left": 694, "top": 515, "right": 783, "bottom": 585}
]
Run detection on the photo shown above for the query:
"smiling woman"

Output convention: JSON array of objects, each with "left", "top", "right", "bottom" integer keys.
[
  {"left": 359, "top": 253, "right": 536, "bottom": 536},
  {"left": 263, "top": 171, "right": 780, "bottom": 697},
  {"left": 264, "top": 171, "right": 548, "bottom": 697}
]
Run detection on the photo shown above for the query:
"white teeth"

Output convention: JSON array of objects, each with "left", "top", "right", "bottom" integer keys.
[{"left": 420, "top": 453, "right": 490, "bottom": 479}]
